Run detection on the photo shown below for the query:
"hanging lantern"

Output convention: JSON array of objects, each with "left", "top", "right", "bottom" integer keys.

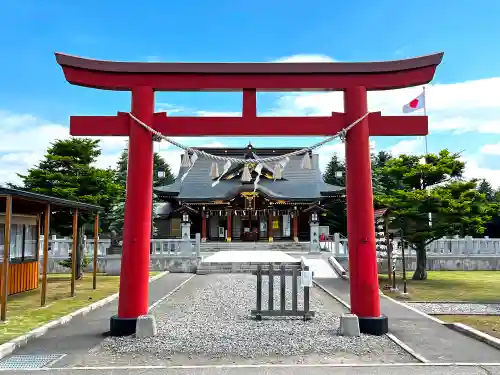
[
  {"left": 181, "top": 150, "right": 191, "bottom": 167},
  {"left": 209, "top": 162, "right": 219, "bottom": 178},
  {"left": 300, "top": 152, "right": 312, "bottom": 169},
  {"left": 241, "top": 164, "right": 251, "bottom": 182}
]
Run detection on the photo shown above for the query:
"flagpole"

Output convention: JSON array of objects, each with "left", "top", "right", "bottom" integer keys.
[
  {"left": 422, "top": 85, "right": 432, "bottom": 228},
  {"left": 423, "top": 86, "right": 428, "bottom": 156}
]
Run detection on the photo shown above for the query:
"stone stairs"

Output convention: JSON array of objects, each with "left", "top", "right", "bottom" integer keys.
[
  {"left": 200, "top": 241, "right": 311, "bottom": 253},
  {"left": 196, "top": 250, "right": 302, "bottom": 275}
]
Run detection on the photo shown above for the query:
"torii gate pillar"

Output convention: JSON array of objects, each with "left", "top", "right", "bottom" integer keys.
[
  {"left": 110, "top": 87, "right": 155, "bottom": 333},
  {"left": 55, "top": 51, "right": 443, "bottom": 337},
  {"left": 344, "top": 86, "right": 384, "bottom": 332}
]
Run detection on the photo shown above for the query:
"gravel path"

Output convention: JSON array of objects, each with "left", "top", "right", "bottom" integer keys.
[
  {"left": 77, "top": 274, "right": 415, "bottom": 366},
  {"left": 407, "top": 302, "right": 500, "bottom": 315}
]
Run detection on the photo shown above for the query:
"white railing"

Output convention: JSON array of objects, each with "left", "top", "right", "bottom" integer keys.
[
  {"left": 39, "top": 235, "right": 110, "bottom": 257},
  {"left": 322, "top": 234, "right": 500, "bottom": 257},
  {"left": 39, "top": 234, "right": 201, "bottom": 259},
  {"left": 151, "top": 235, "right": 200, "bottom": 257}
]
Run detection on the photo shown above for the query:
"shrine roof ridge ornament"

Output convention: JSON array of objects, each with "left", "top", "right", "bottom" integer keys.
[{"left": 55, "top": 52, "right": 444, "bottom": 92}]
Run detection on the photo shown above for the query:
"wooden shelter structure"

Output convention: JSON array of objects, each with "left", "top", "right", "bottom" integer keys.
[{"left": 0, "top": 187, "right": 102, "bottom": 321}]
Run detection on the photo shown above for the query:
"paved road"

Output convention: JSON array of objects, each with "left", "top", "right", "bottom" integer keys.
[
  {"left": 3, "top": 364, "right": 500, "bottom": 375},
  {"left": 5, "top": 273, "right": 194, "bottom": 368},
  {"left": 314, "top": 278, "right": 500, "bottom": 363}
]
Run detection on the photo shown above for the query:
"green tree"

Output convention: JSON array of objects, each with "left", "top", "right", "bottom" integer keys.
[
  {"left": 109, "top": 145, "right": 174, "bottom": 238},
  {"left": 371, "top": 151, "right": 393, "bottom": 195},
  {"left": 114, "top": 143, "right": 174, "bottom": 188},
  {"left": 375, "top": 150, "right": 498, "bottom": 280},
  {"left": 153, "top": 152, "right": 175, "bottom": 187},
  {"left": 323, "top": 154, "right": 345, "bottom": 186},
  {"left": 477, "top": 179, "right": 496, "bottom": 202},
  {"left": 323, "top": 154, "right": 346, "bottom": 235},
  {"left": 14, "top": 138, "right": 124, "bottom": 277}
]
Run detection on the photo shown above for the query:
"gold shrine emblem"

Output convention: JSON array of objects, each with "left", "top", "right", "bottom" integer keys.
[
  {"left": 241, "top": 192, "right": 259, "bottom": 199},
  {"left": 241, "top": 192, "right": 258, "bottom": 210}
]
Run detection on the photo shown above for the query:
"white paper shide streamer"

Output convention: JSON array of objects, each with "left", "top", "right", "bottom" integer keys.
[
  {"left": 181, "top": 152, "right": 198, "bottom": 182},
  {"left": 253, "top": 163, "right": 263, "bottom": 192},
  {"left": 241, "top": 164, "right": 252, "bottom": 182},
  {"left": 212, "top": 160, "right": 232, "bottom": 187},
  {"left": 209, "top": 162, "right": 219, "bottom": 178},
  {"left": 273, "top": 157, "right": 290, "bottom": 180},
  {"left": 181, "top": 150, "right": 191, "bottom": 167},
  {"left": 300, "top": 152, "right": 311, "bottom": 169}
]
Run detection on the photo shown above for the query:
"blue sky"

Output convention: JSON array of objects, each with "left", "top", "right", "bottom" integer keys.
[{"left": 1, "top": 1, "right": 500, "bottom": 185}]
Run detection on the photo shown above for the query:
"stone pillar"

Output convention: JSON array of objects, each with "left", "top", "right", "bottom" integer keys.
[
  {"left": 181, "top": 221, "right": 191, "bottom": 240},
  {"left": 292, "top": 212, "right": 299, "bottom": 243},
  {"left": 180, "top": 213, "right": 192, "bottom": 255},
  {"left": 226, "top": 210, "right": 232, "bottom": 242},
  {"left": 268, "top": 211, "right": 274, "bottom": 242},
  {"left": 201, "top": 211, "right": 207, "bottom": 242},
  {"left": 309, "top": 212, "right": 320, "bottom": 253}
]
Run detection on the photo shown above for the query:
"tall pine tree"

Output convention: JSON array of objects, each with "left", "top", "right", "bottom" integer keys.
[
  {"left": 376, "top": 150, "right": 498, "bottom": 280},
  {"left": 109, "top": 144, "right": 175, "bottom": 238},
  {"left": 14, "top": 138, "right": 124, "bottom": 277},
  {"left": 323, "top": 153, "right": 347, "bottom": 236}
]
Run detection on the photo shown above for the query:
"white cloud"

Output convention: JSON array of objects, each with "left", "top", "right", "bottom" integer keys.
[
  {"left": 270, "top": 67, "right": 500, "bottom": 137},
  {"left": 480, "top": 142, "right": 500, "bottom": 155},
  {"left": 316, "top": 140, "right": 376, "bottom": 171},
  {"left": 274, "top": 54, "right": 336, "bottom": 63},
  {"left": 271, "top": 54, "right": 500, "bottom": 183},
  {"left": 463, "top": 155, "right": 500, "bottom": 188},
  {"left": 389, "top": 139, "right": 423, "bottom": 156},
  {"left": 0, "top": 110, "right": 223, "bottom": 185}
]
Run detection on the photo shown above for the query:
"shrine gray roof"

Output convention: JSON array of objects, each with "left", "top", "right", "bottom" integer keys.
[{"left": 154, "top": 147, "right": 344, "bottom": 202}]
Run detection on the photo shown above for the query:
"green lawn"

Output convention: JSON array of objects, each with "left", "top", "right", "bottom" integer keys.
[
  {"left": 379, "top": 271, "right": 500, "bottom": 302},
  {"left": 440, "top": 315, "right": 500, "bottom": 339},
  {"left": 379, "top": 271, "right": 500, "bottom": 340},
  {"left": 0, "top": 271, "right": 160, "bottom": 344}
]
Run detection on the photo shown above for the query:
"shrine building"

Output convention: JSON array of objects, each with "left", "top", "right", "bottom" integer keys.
[{"left": 154, "top": 143, "right": 344, "bottom": 242}]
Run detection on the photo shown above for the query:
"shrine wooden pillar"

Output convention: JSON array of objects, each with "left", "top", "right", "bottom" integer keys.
[
  {"left": 40, "top": 204, "right": 51, "bottom": 307},
  {"left": 268, "top": 211, "right": 273, "bottom": 242},
  {"left": 71, "top": 209, "right": 78, "bottom": 297},
  {"left": 201, "top": 210, "right": 207, "bottom": 242},
  {"left": 226, "top": 210, "right": 232, "bottom": 242},
  {"left": 1, "top": 195, "right": 12, "bottom": 321},
  {"left": 112, "top": 86, "right": 155, "bottom": 336},
  {"left": 344, "top": 86, "right": 383, "bottom": 333},
  {"left": 292, "top": 211, "right": 299, "bottom": 243}
]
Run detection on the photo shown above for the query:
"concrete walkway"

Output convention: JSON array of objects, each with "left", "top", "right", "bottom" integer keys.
[
  {"left": 3, "top": 273, "right": 194, "bottom": 368},
  {"left": 314, "top": 278, "right": 500, "bottom": 363},
  {"left": 302, "top": 258, "right": 338, "bottom": 278}
]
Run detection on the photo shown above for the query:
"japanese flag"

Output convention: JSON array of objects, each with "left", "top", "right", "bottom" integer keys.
[{"left": 402, "top": 90, "right": 425, "bottom": 113}]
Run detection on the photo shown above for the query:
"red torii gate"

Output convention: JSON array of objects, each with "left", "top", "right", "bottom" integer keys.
[{"left": 56, "top": 52, "right": 443, "bottom": 336}]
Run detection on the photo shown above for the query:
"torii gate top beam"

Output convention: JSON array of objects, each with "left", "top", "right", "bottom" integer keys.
[{"left": 55, "top": 52, "right": 443, "bottom": 92}]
